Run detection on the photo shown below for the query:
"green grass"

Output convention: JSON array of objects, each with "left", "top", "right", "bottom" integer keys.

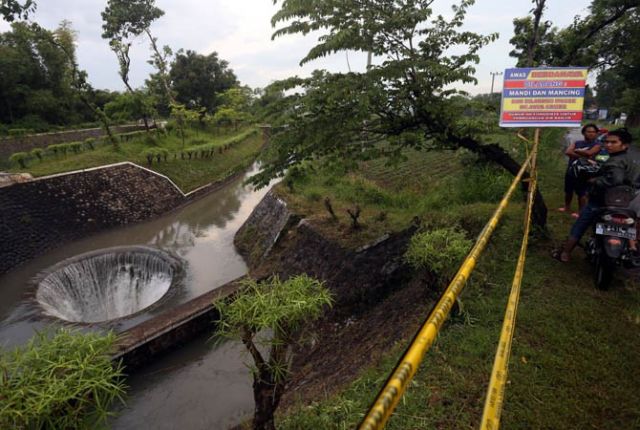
[
  {"left": 8, "top": 127, "right": 262, "bottom": 192},
  {"left": 277, "top": 128, "right": 640, "bottom": 428},
  {"left": 275, "top": 148, "right": 511, "bottom": 248}
]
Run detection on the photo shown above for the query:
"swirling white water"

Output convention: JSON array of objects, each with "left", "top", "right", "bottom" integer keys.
[{"left": 36, "top": 247, "right": 178, "bottom": 323}]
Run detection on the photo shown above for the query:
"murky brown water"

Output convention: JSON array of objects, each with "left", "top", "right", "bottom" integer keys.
[
  {"left": 0, "top": 164, "right": 274, "bottom": 428},
  {"left": 111, "top": 332, "right": 257, "bottom": 430}
]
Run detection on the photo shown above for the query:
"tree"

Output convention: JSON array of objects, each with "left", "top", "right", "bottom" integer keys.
[
  {"left": 102, "top": 0, "right": 164, "bottom": 131},
  {"left": 39, "top": 22, "right": 118, "bottom": 144},
  {"left": 0, "top": 22, "right": 81, "bottom": 125},
  {"left": 517, "top": 0, "right": 640, "bottom": 125},
  {"left": 169, "top": 101, "right": 200, "bottom": 147},
  {"left": 253, "top": 0, "right": 547, "bottom": 227},
  {"left": 104, "top": 90, "right": 154, "bottom": 123},
  {"left": 215, "top": 275, "right": 333, "bottom": 430},
  {"left": 509, "top": 14, "right": 560, "bottom": 66},
  {"left": 169, "top": 50, "right": 238, "bottom": 114},
  {"left": 213, "top": 86, "right": 254, "bottom": 129},
  {"left": 0, "top": 0, "right": 36, "bottom": 22}
]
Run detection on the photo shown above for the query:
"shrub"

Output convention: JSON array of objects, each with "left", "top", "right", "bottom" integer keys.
[
  {"left": 84, "top": 138, "right": 96, "bottom": 150},
  {"left": 30, "top": 148, "right": 44, "bottom": 161},
  {"left": 215, "top": 275, "right": 333, "bottom": 430},
  {"left": 0, "top": 329, "right": 125, "bottom": 429},
  {"left": 8, "top": 128, "right": 27, "bottom": 137},
  {"left": 47, "top": 143, "right": 63, "bottom": 156},
  {"left": 9, "top": 152, "right": 29, "bottom": 168},
  {"left": 69, "top": 142, "right": 83, "bottom": 153},
  {"left": 143, "top": 148, "right": 158, "bottom": 165},
  {"left": 405, "top": 227, "right": 472, "bottom": 282},
  {"left": 57, "top": 143, "right": 70, "bottom": 155}
]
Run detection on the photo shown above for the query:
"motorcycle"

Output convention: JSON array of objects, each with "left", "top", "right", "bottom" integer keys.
[{"left": 584, "top": 185, "right": 639, "bottom": 290}]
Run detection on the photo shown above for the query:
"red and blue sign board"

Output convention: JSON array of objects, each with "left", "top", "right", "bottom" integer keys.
[{"left": 499, "top": 67, "right": 588, "bottom": 128}]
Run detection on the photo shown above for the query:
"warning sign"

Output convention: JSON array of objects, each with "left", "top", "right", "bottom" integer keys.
[{"left": 499, "top": 67, "right": 588, "bottom": 127}]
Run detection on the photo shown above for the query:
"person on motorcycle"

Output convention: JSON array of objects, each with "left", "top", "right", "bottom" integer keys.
[
  {"left": 556, "top": 128, "right": 640, "bottom": 262},
  {"left": 560, "top": 124, "right": 602, "bottom": 217}
]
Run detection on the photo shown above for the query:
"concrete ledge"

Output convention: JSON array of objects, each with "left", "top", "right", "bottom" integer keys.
[{"left": 114, "top": 278, "right": 245, "bottom": 370}]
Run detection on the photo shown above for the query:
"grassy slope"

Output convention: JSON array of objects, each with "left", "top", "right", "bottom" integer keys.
[
  {"left": 8, "top": 127, "right": 262, "bottom": 192},
  {"left": 278, "top": 129, "right": 640, "bottom": 429}
]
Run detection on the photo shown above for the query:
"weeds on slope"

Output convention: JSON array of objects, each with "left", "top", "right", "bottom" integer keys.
[{"left": 278, "top": 128, "right": 640, "bottom": 429}]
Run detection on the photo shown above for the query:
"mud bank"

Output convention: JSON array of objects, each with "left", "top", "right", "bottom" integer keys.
[{"left": 235, "top": 189, "right": 439, "bottom": 404}]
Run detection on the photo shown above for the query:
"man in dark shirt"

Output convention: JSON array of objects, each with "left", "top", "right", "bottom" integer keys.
[
  {"left": 558, "top": 128, "right": 640, "bottom": 262},
  {"left": 560, "top": 124, "right": 601, "bottom": 216}
]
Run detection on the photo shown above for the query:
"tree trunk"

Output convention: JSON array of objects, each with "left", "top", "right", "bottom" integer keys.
[
  {"left": 453, "top": 135, "right": 547, "bottom": 228},
  {"left": 526, "top": 0, "right": 546, "bottom": 66},
  {"left": 252, "top": 377, "right": 277, "bottom": 430}
]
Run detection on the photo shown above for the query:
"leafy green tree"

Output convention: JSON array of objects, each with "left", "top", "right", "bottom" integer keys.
[
  {"left": 0, "top": 21, "right": 81, "bottom": 125},
  {"left": 169, "top": 102, "right": 200, "bottom": 147},
  {"left": 215, "top": 275, "right": 333, "bottom": 430},
  {"left": 169, "top": 49, "right": 238, "bottom": 114},
  {"left": 101, "top": 0, "right": 164, "bottom": 131},
  {"left": 213, "top": 86, "right": 254, "bottom": 129},
  {"left": 252, "top": 84, "right": 285, "bottom": 120},
  {"left": 254, "top": 0, "right": 548, "bottom": 226},
  {"left": 0, "top": 0, "right": 36, "bottom": 22},
  {"left": 42, "top": 22, "right": 118, "bottom": 144},
  {"left": 0, "top": 329, "right": 125, "bottom": 429},
  {"left": 519, "top": 0, "right": 640, "bottom": 125},
  {"left": 508, "top": 0, "right": 555, "bottom": 67},
  {"left": 104, "top": 90, "right": 154, "bottom": 123}
]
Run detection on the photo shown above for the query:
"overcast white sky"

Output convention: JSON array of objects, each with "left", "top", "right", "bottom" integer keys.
[{"left": 1, "top": 0, "right": 592, "bottom": 95}]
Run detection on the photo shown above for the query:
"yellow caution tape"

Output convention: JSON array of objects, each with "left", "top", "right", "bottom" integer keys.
[
  {"left": 359, "top": 144, "right": 538, "bottom": 430},
  {"left": 480, "top": 129, "right": 539, "bottom": 430}
]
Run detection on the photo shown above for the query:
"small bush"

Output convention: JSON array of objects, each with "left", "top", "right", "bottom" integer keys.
[
  {"left": 405, "top": 227, "right": 472, "bottom": 282},
  {"left": 0, "top": 329, "right": 126, "bottom": 429},
  {"left": 9, "top": 152, "right": 29, "bottom": 168},
  {"left": 69, "top": 142, "right": 83, "bottom": 153},
  {"left": 47, "top": 143, "right": 63, "bottom": 156},
  {"left": 84, "top": 138, "right": 96, "bottom": 150},
  {"left": 8, "top": 128, "right": 27, "bottom": 137},
  {"left": 30, "top": 148, "right": 44, "bottom": 161},
  {"left": 57, "top": 143, "right": 71, "bottom": 155},
  {"left": 143, "top": 148, "right": 158, "bottom": 165}
]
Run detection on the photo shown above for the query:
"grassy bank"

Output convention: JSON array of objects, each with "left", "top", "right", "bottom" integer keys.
[
  {"left": 277, "top": 129, "right": 640, "bottom": 428},
  {"left": 8, "top": 127, "right": 263, "bottom": 192}
]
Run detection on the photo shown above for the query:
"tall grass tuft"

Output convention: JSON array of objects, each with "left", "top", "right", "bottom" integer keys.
[{"left": 0, "top": 329, "right": 126, "bottom": 429}]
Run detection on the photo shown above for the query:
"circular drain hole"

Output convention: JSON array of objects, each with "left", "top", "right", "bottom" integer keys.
[{"left": 35, "top": 246, "right": 181, "bottom": 323}]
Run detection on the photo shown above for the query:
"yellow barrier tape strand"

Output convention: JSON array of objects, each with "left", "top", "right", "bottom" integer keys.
[
  {"left": 359, "top": 147, "right": 537, "bottom": 430},
  {"left": 479, "top": 129, "right": 539, "bottom": 430}
]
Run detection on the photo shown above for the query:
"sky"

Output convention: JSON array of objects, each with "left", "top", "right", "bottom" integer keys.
[{"left": 1, "top": 0, "right": 593, "bottom": 95}]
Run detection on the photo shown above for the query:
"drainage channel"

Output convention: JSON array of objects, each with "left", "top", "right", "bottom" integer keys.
[{"left": 0, "top": 164, "right": 274, "bottom": 428}]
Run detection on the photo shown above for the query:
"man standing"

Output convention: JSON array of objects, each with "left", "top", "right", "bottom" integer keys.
[{"left": 559, "top": 124, "right": 602, "bottom": 217}]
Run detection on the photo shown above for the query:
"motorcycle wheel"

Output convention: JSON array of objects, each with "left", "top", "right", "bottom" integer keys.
[{"left": 594, "top": 252, "right": 615, "bottom": 290}]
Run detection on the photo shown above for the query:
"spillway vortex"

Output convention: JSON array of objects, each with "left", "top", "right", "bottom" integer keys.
[{"left": 35, "top": 246, "right": 181, "bottom": 323}]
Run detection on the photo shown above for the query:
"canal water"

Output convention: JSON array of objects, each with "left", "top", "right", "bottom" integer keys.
[{"left": 0, "top": 164, "right": 274, "bottom": 428}]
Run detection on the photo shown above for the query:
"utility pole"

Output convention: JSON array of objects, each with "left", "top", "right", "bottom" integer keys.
[{"left": 490, "top": 71, "right": 503, "bottom": 94}]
